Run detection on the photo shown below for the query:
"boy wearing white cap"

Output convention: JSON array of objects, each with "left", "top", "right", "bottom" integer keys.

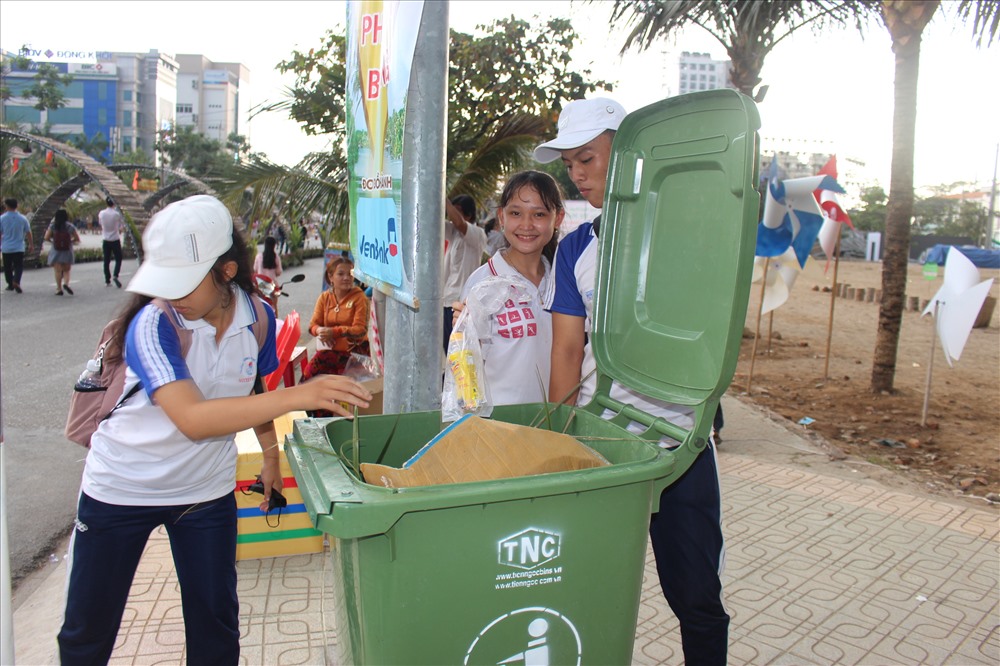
[
  {"left": 58, "top": 195, "right": 373, "bottom": 664},
  {"left": 537, "top": 99, "right": 730, "bottom": 665}
]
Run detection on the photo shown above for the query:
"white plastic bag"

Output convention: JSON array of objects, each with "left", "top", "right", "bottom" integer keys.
[
  {"left": 342, "top": 352, "right": 381, "bottom": 382},
  {"left": 441, "top": 276, "right": 532, "bottom": 422}
]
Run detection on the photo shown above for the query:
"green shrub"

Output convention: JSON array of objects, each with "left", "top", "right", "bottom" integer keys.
[{"left": 74, "top": 248, "right": 105, "bottom": 263}]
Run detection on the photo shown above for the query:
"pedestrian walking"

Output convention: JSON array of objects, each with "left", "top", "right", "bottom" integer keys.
[
  {"left": 99, "top": 196, "right": 125, "bottom": 287},
  {"left": 1, "top": 197, "right": 35, "bottom": 294},
  {"left": 43, "top": 208, "right": 81, "bottom": 295}
]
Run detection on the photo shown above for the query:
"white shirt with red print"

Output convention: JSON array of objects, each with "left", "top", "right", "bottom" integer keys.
[{"left": 461, "top": 251, "right": 554, "bottom": 406}]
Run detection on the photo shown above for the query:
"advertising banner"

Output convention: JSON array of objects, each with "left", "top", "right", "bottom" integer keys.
[
  {"left": 67, "top": 62, "right": 117, "bottom": 77},
  {"left": 17, "top": 46, "right": 110, "bottom": 64},
  {"left": 347, "top": 0, "right": 423, "bottom": 306}
]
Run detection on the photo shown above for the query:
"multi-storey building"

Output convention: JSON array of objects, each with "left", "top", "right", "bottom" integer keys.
[
  {"left": 175, "top": 55, "right": 249, "bottom": 144},
  {"left": 2, "top": 55, "right": 118, "bottom": 157},
  {"left": 678, "top": 51, "right": 733, "bottom": 95},
  {"left": 1, "top": 48, "right": 244, "bottom": 163},
  {"left": 105, "top": 50, "right": 179, "bottom": 157}
]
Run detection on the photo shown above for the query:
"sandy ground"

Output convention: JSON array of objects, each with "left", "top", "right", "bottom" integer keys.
[{"left": 729, "top": 255, "right": 1000, "bottom": 502}]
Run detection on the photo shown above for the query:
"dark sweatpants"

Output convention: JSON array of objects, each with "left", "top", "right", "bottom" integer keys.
[
  {"left": 58, "top": 492, "right": 240, "bottom": 666},
  {"left": 2, "top": 251, "right": 25, "bottom": 288},
  {"left": 649, "top": 443, "right": 730, "bottom": 665},
  {"left": 102, "top": 239, "right": 122, "bottom": 284}
]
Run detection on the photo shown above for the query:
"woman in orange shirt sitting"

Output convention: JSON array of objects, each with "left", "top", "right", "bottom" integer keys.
[{"left": 304, "top": 256, "right": 370, "bottom": 380}]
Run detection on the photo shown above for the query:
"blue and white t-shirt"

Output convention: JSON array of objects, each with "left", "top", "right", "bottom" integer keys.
[
  {"left": 83, "top": 289, "right": 278, "bottom": 506},
  {"left": 550, "top": 221, "right": 694, "bottom": 433}
]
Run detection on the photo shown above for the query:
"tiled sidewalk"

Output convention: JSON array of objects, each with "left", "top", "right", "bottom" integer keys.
[{"left": 14, "top": 449, "right": 998, "bottom": 665}]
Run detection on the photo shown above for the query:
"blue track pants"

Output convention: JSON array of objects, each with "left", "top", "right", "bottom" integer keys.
[
  {"left": 58, "top": 492, "right": 239, "bottom": 665},
  {"left": 649, "top": 443, "right": 729, "bottom": 665}
]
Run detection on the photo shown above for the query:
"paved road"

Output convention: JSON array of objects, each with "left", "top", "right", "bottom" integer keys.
[{"left": 0, "top": 246, "right": 325, "bottom": 584}]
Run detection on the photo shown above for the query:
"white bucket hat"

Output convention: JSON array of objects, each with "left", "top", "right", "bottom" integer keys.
[
  {"left": 127, "top": 195, "right": 234, "bottom": 299},
  {"left": 533, "top": 98, "right": 627, "bottom": 164}
]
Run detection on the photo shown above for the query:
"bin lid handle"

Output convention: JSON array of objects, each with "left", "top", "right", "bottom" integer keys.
[{"left": 589, "top": 374, "right": 690, "bottom": 442}]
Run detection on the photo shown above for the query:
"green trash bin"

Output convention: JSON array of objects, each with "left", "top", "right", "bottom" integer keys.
[{"left": 287, "top": 89, "right": 760, "bottom": 665}]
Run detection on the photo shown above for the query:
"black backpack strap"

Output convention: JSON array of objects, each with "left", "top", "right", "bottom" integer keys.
[{"left": 100, "top": 382, "right": 143, "bottom": 422}]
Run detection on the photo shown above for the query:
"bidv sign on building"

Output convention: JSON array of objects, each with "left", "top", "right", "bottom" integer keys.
[{"left": 18, "top": 46, "right": 111, "bottom": 64}]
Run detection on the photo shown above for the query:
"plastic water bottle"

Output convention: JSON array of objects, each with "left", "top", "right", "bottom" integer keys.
[{"left": 75, "top": 359, "right": 103, "bottom": 391}]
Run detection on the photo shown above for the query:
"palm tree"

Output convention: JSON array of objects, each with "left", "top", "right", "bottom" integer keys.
[
  {"left": 605, "top": 0, "right": 997, "bottom": 393},
  {"left": 216, "top": 112, "right": 549, "bottom": 249},
  {"left": 606, "top": 0, "right": 879, "bottom": 98},
  {"left": 216, "top": 151, "right": 351, "bottom": 247},
  {"left": 220, "top": 16, "right": 603, "bottom": 246},
  {"left": 0, "top": 132, "right": 93, "bottom": 209},
  {"left": 70, "top": 131, "right": 110, "bottom": 163},
  {"left": 871, "top": 0, "right": 997, "bottom": 392},
  {"left": 0, "top": 132, "right": 50, "bottom": 204},
  {"left": 445, "top": 114, "right": 549, "bottom": 204}
]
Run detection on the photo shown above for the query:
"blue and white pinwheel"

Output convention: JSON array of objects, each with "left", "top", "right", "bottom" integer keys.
[{"left": 756, "top": 164, "right": 845, "bottom": 268}]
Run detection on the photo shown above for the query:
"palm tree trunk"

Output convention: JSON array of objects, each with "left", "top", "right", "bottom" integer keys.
[
  {"left": 871, "top": 0, "right": 938, "bottom": 393},
  {"left": 727, "top": 43, "right": 763, "bottom": 97}
]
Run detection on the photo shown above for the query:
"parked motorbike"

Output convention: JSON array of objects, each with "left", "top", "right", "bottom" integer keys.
[{"left": 253, "top": 273, "right": 306, "bottom": 316}]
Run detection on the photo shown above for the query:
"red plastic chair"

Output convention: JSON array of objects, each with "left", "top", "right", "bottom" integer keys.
[{"left": 264, "top": 311, "right": 301, "bottom": 391}]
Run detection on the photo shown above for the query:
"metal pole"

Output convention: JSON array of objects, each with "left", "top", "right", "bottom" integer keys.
[
  {"left": 823, "top": 232, "right": 843, "bottom": 379},
  {"left": 384, "top": 1, "right": 449, "bottom": 414},
  {"left": 766, "top": 311, "right": 774, "bottom": 355},
  {"left": 921, "top": 301, "right": 939, "bottom": 427}
]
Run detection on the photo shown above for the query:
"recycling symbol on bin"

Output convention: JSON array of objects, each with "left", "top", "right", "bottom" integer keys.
[{"left": 464, "top": 607, "right": 581, "bottom": 666}]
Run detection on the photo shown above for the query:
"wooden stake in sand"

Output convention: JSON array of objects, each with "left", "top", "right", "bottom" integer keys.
[
  {"left": 921, "top": 301, "right": 939, "bottom": 427},
  {"left": 766, "top": 311, "right": 775, "bottom": 355},
  {"left": 746, "top": 257, "right": 770, "bottom": 395},
  {"left": 823, "top": 232, "right": 843, "bottom": 379}
]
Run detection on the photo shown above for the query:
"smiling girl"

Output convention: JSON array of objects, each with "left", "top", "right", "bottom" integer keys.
[
  {"left": 58, "top": 195, "right": 371, "bottom": 665},
  {"left": 455, "top": 171, "right": 564, "bottom": 405}
]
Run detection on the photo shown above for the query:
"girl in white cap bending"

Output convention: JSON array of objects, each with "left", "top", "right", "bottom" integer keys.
[{"left": 58, "top": 195, "right": 372, "bottom": 665}]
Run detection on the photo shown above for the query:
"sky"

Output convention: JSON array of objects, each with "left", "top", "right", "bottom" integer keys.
[{"left": 2, "top": 0, "right": 998, "bottom": 194}]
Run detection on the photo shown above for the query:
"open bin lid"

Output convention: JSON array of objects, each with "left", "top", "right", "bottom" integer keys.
[{"left": 593, "top": 89, "right": 760, "bottom": 411}]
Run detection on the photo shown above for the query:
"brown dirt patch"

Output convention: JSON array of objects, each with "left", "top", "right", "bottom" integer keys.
[{"left": 730, "top": 257, "right": 1000, "bottom": 502}]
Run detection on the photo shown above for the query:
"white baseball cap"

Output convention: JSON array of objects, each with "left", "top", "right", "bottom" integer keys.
[
  {"left": 127, "top": 195, "right": 234, "bottom": 299},
  {"left": 533, "top": 98, "right": 627, "bottom": 164}
]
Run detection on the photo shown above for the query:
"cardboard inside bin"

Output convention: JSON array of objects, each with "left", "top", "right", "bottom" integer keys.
[
  {"left": 361, "top": 415, "right": 609, "bottom": 488},
  {"left": 359, "top": 377, "right": 383, "bottom": 415},
  {"left": 337, "top": 376, "right": 383, "bottom": 416}
]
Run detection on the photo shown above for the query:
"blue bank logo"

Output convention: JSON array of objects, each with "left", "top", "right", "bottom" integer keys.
[{"left": 356, "top": 198, "right": 402, "bottom": 286}]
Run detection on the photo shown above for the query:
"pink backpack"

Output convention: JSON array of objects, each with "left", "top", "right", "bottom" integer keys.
[{"left": 65, "top": 296, "right": 269, "bottom": 447}]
